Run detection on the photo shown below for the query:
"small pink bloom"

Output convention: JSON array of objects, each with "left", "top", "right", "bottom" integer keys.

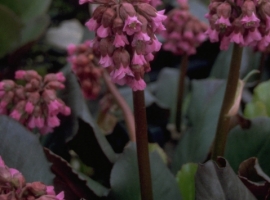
[
  {"left": 183, "top": 31, "right": 194, "bottom": 40},
  {"left": 47, "top": 115, "right": 60, "bottom": 128},
  {"left": 215, "top": 16, "right": 231, "bottom": 27},
  {"left": 0, "top": 82, "right": 4, "bottom": 90},
  {"left": 123, "top": 16, "right": 142, "bottom": 35},
  {"left": 128, "top": 78, "right": 146, "bottom": 91},
  {"left": 241, "top": 13, "right": 260, "bottom": 28},
  {"left": 46, "top": 186, "right": 55, "bottom": 195},
  {"left": 25, "top": 102, "right": 34, "bottom": 114},
  {"left": 35, "top": 117, "right": 45, "bottom": 129},
  {"left": 145, "top": 53, "right": 154, "bottom": 61},
  {"left": 110, "top": 65, "right": 134, "bottom": 85},
  {"left": 28, "top": 116, "right": 36, "bottom": 129},
  {"left": 56, "top": 72, "right": 66, "bottom": 82},
  {"left": 244, "top": 28, "right": 262, "bottom": 45},
  {"left": 230, "top": 31, "right": 245, "bottom": 45},
  {"left": 163, "top": 42, "right": 177, "bottom": 52},
  {"left": 151, "top": 10, "right": 167, "bottom": 31},
  {"left": 10, "top": 110, "right": 22, "bottom": 121},
  {"left": 113, "top": 33, "right": 129, "bottom": 47},
  {"left": 205, "top": 28, "right": 219, "bottom": 42},
  {"left": 133, "top": 32, "right": 150, "bottom": 43},
  {"left": 99, "top": 55, "right": 114, "bottom": 68},
  {"left": 132, "top": 52, "right": 147, "bottom": 65},
  {"left": 15, "top": 70, "right": 26, "bottom": 80},
  {"left": 79, "top": 0, "right": 93, "bottom": 4},
  {"left": 197, "top": 33, "right": 207, "bottom": 42},
  {"left": 150, "top": 0, "right": 162, "bottom": 7},
  {"left": 97, "top": 25, "right": 110, "bottom": 38},
  {"left": 56, "top": 191, "right": 65, "bottom": 200},
  {"left": 61, "top": 106, "right": 71, "bottom": 116},
  {"left": 85, "top": 18, "right": 99, "bottom": 31},
  {"left": 48, "top": 100, "right": 62, "bottom": 115},
  {"left": 67, "top": 44, "right": 77, "bottom": 55}
]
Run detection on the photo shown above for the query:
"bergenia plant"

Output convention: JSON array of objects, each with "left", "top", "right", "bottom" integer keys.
[
  {"left": 0, "top": 156, "right": 64, "bottom": 199},
  {"left": 0, "top": 70, "right": 70, "bottom": 134},
  {"left": 163, "top": 0, "right": 208, "bottom": 132}
]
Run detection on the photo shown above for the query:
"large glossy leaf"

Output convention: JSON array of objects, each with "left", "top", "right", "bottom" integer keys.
[
  {"left": 20, "top": 14, "right": 50, "bottom": 47},
  {"left": 176, "top": 163, "right": 197, "bottom": 200},
  {"left": 110, "top": 142, "right": 182, "bottom": 200},
  {"left": 0, "top": 0, "right": 51, "bottom": 22},
  {"left": 195, "top": 157, "right": 256, "bottom": 200},
  {"left": 0, "top": 115, "right": 54, "bottom": 185},
  {"left": 210, "top": 45, "right": 260, "bottom": 79},
  {"left": 225, "top": 117, "right": 270, "bottom": 176},
  {"left": 172, "top": 79, "right": 225, "bottom": 173},
  {"left": 154, "top": 67, "right": 189, "bottom": 123},
  {"left": 238, "top": 157, "right": 270, "bottom": 200},
  {"left": 44, "top": 148, "right": 110, "bottom": 200},
  {"left": 0, "top": 5, "right": 22, "bottom": 58},
  {"left": 44, "top": 66, "right": 117, "bottom": 186}
]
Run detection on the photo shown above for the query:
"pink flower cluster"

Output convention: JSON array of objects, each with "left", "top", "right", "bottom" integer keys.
[
  {"left": 163, "top": 4, "right": 208, "bottom": 55},
  {"left": 206, "top": 0, "right": 270, "bottom": 51},
  {"left": 0, "top": 70, "right": 71, "bottom": 134},
  {"left": 81, "top": 0, "right": 166, "bottom": 91},
  {"left": 0, "top": 156, "right": 64, "bottom": 200},
  {"left": 67, "top": 41, "right": 103, "bottom": 100}
]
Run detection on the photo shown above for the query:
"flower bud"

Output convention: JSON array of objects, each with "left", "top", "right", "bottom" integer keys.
[
  {"left": 112, "top": 49, "right": 130, "bottom": 68},
  {"left": 120, "top": 3, "right": 136, "bottom": 19},
  {"left": 27, "top": 182, "right": 47, "bottom": 196},
  {"left": 102, "top": 8, "right": 116, "bottom": 28},
  {"left": 113, "top": 17, "right": 124, "bottom": 33}
]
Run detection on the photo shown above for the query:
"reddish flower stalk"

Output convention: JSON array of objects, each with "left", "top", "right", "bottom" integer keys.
[
  {"left": 0, "top": 70, "right": 70, "bottom": 135},
  {"left": 163, "top": 1, "right": 207, "bottom": 132}
]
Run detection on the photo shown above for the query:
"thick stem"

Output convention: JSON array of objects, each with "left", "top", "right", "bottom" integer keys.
[
  {"left": 211, "top": 44, "right": 243, "bottom": 160},
  {"left": 133, "top": 90, "right": 153, "bottom": 200},
  {"left": 175, "top": 55, "right": 188, "bottom": 132},
  {"left": 103, "top": 71, "right": 136, "bottom": 141}
]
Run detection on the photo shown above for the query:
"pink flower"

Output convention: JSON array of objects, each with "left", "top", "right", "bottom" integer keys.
[
  {"left": 48, "top": 100, "right": 62, "bottom": 115},
  {"left": 67, "top": 44, "right": 77, "bottom": 55},
  {"left": 151, "top": 10, "right": 167, "bottom": 31},
  {"left": 230, "top": 31, "right": 245, "bottom": 45},
  {"left": 241, "top": 13, "right": 260, "bottom": 28},
  {"left": 132, "top": 32, "right": 150, "bottom": 45},
  {"left": 145, "top": 53, "right": 154, "bottom": 61},
  {"left": 35, "top": 117, "right": 45, "bottom": 129},
  {"left": 79, "top": 0, "right": 93, "bottom": 4},
  {"left": 28, "top": 116, "right": 36, "bottom": 129},
  {"left": 110, "top": 65, "right": 134, "bottom": 85},
  {"left": 150, "top": 0, "right": 162, "bottom": 7},
  {"left": 99, "top": 55, "right": 114, "bottom": 67},
  {"left": 205, "top": 28, "right": 219, "bottom": 42},
  {"left": 123, "top": 16, "right": 142, "bottom": 35},
  {"left": 10, "top": 110, "right": 22, "bottom": 121},
  {"left": 244, "top": 28, "right": 262, "bottom": 45},
  {"left": 56, "top": 191, "right": 65, "bottom": 200},
  {"left": 85, "top": 18, "right": 99, "bottom": 31},
  {"left": 15, "top": 70, "right": 26, "bottom": 80},
  {"left": 46, "top": 186, "right": 55, "bottom": 195},
  {"left": 113, "top": 33, "right": 129, "bottom": 47},
  {"left": 56, "top": 72, "right": 66, "bottom": 82},
  {"left": 25, "top": 101, "right": 34, "bottom": 114},
  {"left": 47, "top": 116, "right": 60, "bottom": 128},
  {"left": 97, "top": 25, "right": 110, "bottom": 38},
  {"left": 215, "top": 16, "right": 231, "bottom": 27},
  {"left": 128, "top": 78, "right": 146, "bottom": 91},
  {"left": 132, "top": 52, "right": 147, "bottom": 65}
]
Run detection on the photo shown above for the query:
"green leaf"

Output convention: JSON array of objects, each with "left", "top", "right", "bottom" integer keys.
[
  {"left": 20, "top": 14, "right": 50, "bottom": 47},
  {"left": 110, "top": 142, "right": 182, "bottom": 200},
  {"left": 252, "top": 80, "right": 270, "bottom": 116},
  {"left": 0, "top": 0, "right": 51, "bottom": 22},
  {"left": 244, "top": 101, "right": 268, "bottom": 119},
  {"left": 195, "top": 157, "right": 256, "bottom": 200},
  {"left": 154, "top": 67, "right": 189, "bottom": 123},
  {"left": 172, "top": 79, "right": 225, "bottom": 173},
  {"left": 0, "top": 5, "right": 22, "bottom": 58},
  {"left": 225, "top": 117, "right": 270, "bottom": 176},
  {"left": 176, "top": 163, "right": 198, "bottom": 200},
  {"left": 0, "top": 115, "right": 54, "bottom": 185},
  {"left": 210, "top": 45, "right": 260, "bottom": 80}
]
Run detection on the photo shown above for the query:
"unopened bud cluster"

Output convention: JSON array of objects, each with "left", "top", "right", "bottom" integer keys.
[
  {"left": 206, "top": 0, "right": 270, "bottom": 51},
  {"left": 0, "top": 156, "right": 64, "bottom": 200},
  {"left": 0, "top": 70, "right": 71, "bottom": 134},
  {"left": 81, "top": 0, "right": 166, "bottom": 91},
  {"left": 163, "top": 3, "right": 208, "bottom": 55},
  {"left": 67, "top": 41, "right": 103, "bottom": 100}
]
